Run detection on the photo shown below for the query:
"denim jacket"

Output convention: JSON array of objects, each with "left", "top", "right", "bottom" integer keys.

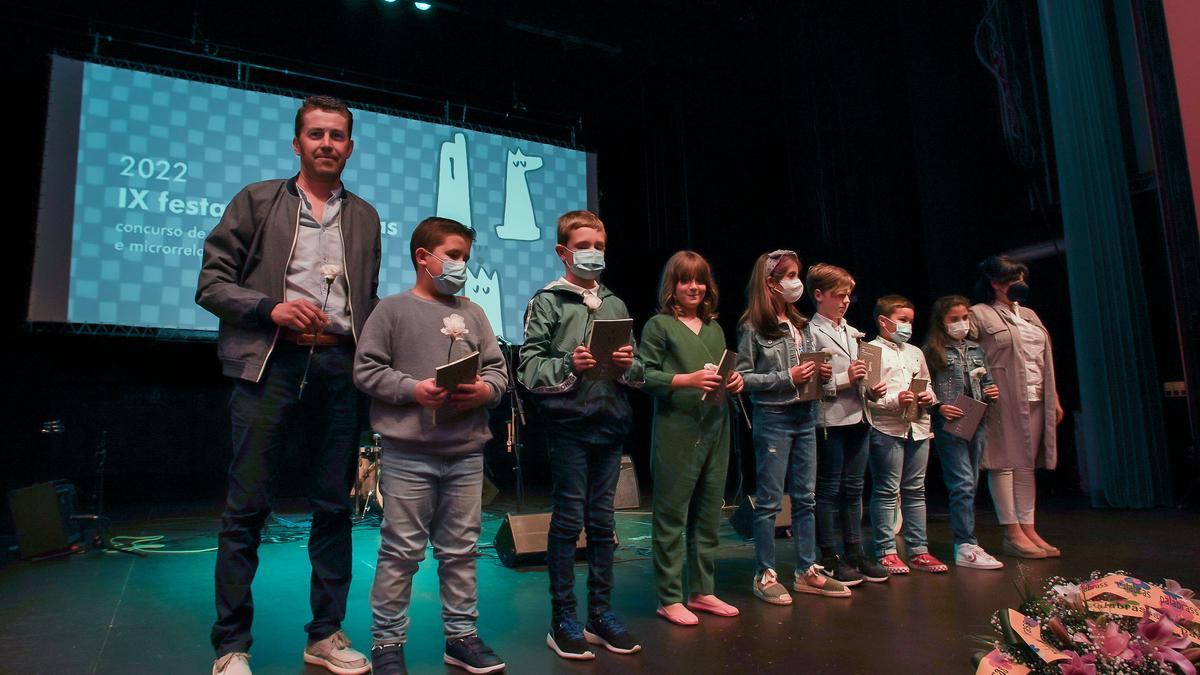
[
  {"left": 930, "top": 340, "right": 995, "bottom": 405},
  {"left": 736, "top": 319, "right": 818, "bottom": 407}
]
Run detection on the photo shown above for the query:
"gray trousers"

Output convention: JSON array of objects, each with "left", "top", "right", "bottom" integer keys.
[{"left": 370, "top": 446, "right": 483, "bottom": 645}]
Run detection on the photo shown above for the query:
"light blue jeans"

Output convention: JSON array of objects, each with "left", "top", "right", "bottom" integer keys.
[
  {"left": 371, "top": 444, "right": 483, "bottom": 645},
  {"left": 752, "top": 403, "right": 818, "bottom": 574},
  {"left": 868, "top": 429, "right": 930, "bottom": 558},
  {"left": 933, "top": 421, "right": 985, "bottom": 547}
]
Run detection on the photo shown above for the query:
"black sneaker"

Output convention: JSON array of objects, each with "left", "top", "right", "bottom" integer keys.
[
  {"left": 546, "top": 616, "right": 596, "bottom": 660},
  {"left": 820, "top": 554, "right": 864, "bottom": 587},
  {"left": 584, "top": 611, "right": 642, "bottom": 654},
  {"left": 850, "top": 554, "right": 890, "bottom": 583},
  {"left": 371, "top": 643, "right": 408, "bottom": 675},
  {"left": 444, "top": 635, "right": 506, "bottom": 674}
]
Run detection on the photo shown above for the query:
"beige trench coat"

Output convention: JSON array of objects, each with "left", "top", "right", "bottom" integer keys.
[{"left": 969, "top": 303, "right": 1058, "bottom": 470}]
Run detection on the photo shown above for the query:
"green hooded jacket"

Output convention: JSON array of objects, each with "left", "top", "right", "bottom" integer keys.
[{"left": 517, "top": 279, "right": 644, "bottom": 442}]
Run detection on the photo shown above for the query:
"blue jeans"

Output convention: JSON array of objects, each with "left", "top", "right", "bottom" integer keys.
[
  {"left": 546, "top": 434, "right": 623, "bottom": 621},
  {"left": 933, "top": 422, "right": 985, "bottom": 547},
  {"left": 815, "top": 423, "right": 869, "bottom": 557},
  {"left": 868, "top": 429, "right": 930, "bottom": 558},
  {"left": 752, "top": 403, "right": 818, "bottom": 573},
  {"left": 371, "top": 445, "right": 483, "bottom": 645}
]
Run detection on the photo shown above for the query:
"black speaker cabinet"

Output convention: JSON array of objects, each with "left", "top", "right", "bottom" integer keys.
[
  {"left": 482, "top": 476, "right": 499, "bottom": 506},
  {"left": 493, "top": 512, "right": 620, "bottom": 568},
  {"left": 613, "top": 454, "right": 640, "bottom": 510},
  {"left": 8, "top": 481, "right": 81, "bottom": 559},
  {"left": 728, "top": 494, "right": 792, "bottom": 540}
]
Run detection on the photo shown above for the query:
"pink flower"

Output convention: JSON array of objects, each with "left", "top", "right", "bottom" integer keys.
[
  {"left": 1138, "top": 613, "right": 1188, "bottom": 649},
  {"left": 1087, "top": 619, "right": 1134, "bottom": 661},
  {"left": 1057, "top": 650, "right": 1097, "bottom": 675},
  {"left": 1164, "top": 578, "right": 1196, "bottom": 603},
  {"left": 1138, "top": 612, "right": 1197, "bottom": 675}
]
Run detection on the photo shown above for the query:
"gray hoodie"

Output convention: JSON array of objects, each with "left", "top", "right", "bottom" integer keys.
[{"left": 354, "top": 290, "right": 507, "bottom": 454}]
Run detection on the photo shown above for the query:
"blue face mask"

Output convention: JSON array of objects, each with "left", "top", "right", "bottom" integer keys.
[
  {"left": 425, "top": 252, "right": 467, "bottom": 295},
  {"left": 567, "top": 247, "right": 606, "bottom": 280},
  {"left": 881, "top": 316, "right": 913, "bottom": 344}
]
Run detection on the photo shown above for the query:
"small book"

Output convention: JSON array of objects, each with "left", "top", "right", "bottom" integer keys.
[
  {"left": 942, "top": 394, "right": 988, "bottom": 440},
  {"left": 583, "top": 318, "right": 634, "bottom": 381},
  {"left": 858, "top": 341, "right": 883, "bottom": 389},
  {"left": 903, "top": 377, "right": 929, "bottom": 422},
  {"left": 701, "top": 349, "right": 737, "bottom": 405},
  {"left": 434, "top": 350, "right": 480, "bottom": 424},
  {"left": 795, "top": 351, "right": 830, "bottom": 402}
]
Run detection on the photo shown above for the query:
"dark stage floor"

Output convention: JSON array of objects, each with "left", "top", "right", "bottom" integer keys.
[{"left": 2, "top": 499, "right": 1198, "bottom": 675}]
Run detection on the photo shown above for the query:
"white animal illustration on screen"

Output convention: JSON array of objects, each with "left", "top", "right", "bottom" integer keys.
[
  {"left": 465, "top": 264, "right": 505, "bottom": 340},
  {"left": 495, "top": 148, "right": 543, "bottom": 241},
  {"left": 436, "top": 132, "right": 473, "bottom": 229}
]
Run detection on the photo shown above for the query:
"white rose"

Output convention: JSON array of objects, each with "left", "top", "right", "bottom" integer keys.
[
  {"left": 440, "top": 314, "right": 470, "bottom": 340},
  {"left": 319, "top": 264, "right": 343, "bottom": 284},
  {"left": 582, "top": 290, "right": 603, "bottom": 312}
]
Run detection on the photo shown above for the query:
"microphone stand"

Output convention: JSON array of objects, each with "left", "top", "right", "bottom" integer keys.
[
  {"left": 498, "top": 337, "right": 527, "bottom": 513},
  {"left": 72, "top": 430, "right": 144, "bottom": 557}
]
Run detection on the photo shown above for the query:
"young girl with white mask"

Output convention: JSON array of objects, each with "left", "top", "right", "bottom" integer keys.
[
  {"left": 735, "top": 251, "right": 847, "bottom": 605},
  {"left": 923, "top": 295, "right": 1003, "bottom": 570}
]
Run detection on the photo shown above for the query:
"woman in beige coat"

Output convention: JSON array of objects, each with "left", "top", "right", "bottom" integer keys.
[{"left": 969, "top": 256, "right": 1064, "bottom": 559}]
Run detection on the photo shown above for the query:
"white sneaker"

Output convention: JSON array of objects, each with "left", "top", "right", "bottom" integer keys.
[
  {"left": 956, "top": 543, "right": 1004, "bottom": 570},
  {"left": 213, "top": 652, "right": 251, "bottom": 675}
]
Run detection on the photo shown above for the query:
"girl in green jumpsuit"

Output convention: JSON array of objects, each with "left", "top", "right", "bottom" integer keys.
[{"left": 639, "top": 251, "right": 744, "bottom": 626}]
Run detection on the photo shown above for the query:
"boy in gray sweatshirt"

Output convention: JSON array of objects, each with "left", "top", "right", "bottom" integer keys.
[{"left": 353, "top": 217, "right": 508, "bottom": 675}]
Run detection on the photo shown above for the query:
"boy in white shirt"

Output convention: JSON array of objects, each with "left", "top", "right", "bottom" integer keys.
[{"left": 864, "top": 295, "right": 947, "bottom": 575}]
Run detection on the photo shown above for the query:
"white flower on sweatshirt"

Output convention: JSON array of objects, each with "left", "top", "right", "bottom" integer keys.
[{"left": 440, "top": 314, "right": 470, "bottom": 340}]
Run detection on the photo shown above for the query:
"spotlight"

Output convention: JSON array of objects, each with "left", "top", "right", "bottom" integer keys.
[
  {"left": 382, "top": 0, "right": 397, "bottom": 3},
  {"left": 413, "top": 1, "right": 432, "bottom": 10}
]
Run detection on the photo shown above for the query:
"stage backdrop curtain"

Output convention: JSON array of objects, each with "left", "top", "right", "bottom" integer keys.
[{"left": 1037, "top": 0, "right": 1172, "bottom": 507}]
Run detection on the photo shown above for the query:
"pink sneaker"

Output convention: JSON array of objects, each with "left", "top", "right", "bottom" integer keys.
[
  {"left": 686, "top": 595, "right": 739, "bottom": 617},
  {"left": 656, "top": 603, "right": 699, "bottom": 626}
]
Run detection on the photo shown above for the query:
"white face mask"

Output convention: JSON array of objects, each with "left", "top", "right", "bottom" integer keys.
[
  {"left": 946, "top": 320, "right": 970, "bottom": 341},
  {"left": 774, "top": 278, "right": 805, "bottom": 304}
]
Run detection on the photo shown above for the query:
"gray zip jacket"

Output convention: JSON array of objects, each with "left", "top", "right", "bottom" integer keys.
[{"left": 196, "top": 177, "right": 382, "bottom": 382}]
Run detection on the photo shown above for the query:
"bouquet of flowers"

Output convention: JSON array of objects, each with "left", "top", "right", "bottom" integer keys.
[{"left": 973, "top": 569, "right": 1200, "bottom": 674}]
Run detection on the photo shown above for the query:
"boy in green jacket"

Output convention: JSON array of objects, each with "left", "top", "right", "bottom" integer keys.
[{"left": 518, "top": 211, "right": 644, "bottom": 661}]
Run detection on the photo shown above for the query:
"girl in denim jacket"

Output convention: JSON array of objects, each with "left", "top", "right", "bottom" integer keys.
[
  {"left": 735, "top": 250, "right": 848, "bottom": 604},
  {"left": 923, "top": 295, "right": 1003, "bottom": 570}
]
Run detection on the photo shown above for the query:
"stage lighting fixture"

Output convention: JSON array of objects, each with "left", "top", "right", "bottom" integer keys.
[{"left": 413, "top": 1, "right": 432, "bottom": 10}]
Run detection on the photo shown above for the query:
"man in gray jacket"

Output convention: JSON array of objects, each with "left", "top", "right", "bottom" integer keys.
[{"left": 197, "top": 95, "right": 380, "bottom": 675}]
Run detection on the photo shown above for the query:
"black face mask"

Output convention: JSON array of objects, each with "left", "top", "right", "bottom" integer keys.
[{"left": 1007, "top": 281, "right": 1030, "bottom": 303}]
